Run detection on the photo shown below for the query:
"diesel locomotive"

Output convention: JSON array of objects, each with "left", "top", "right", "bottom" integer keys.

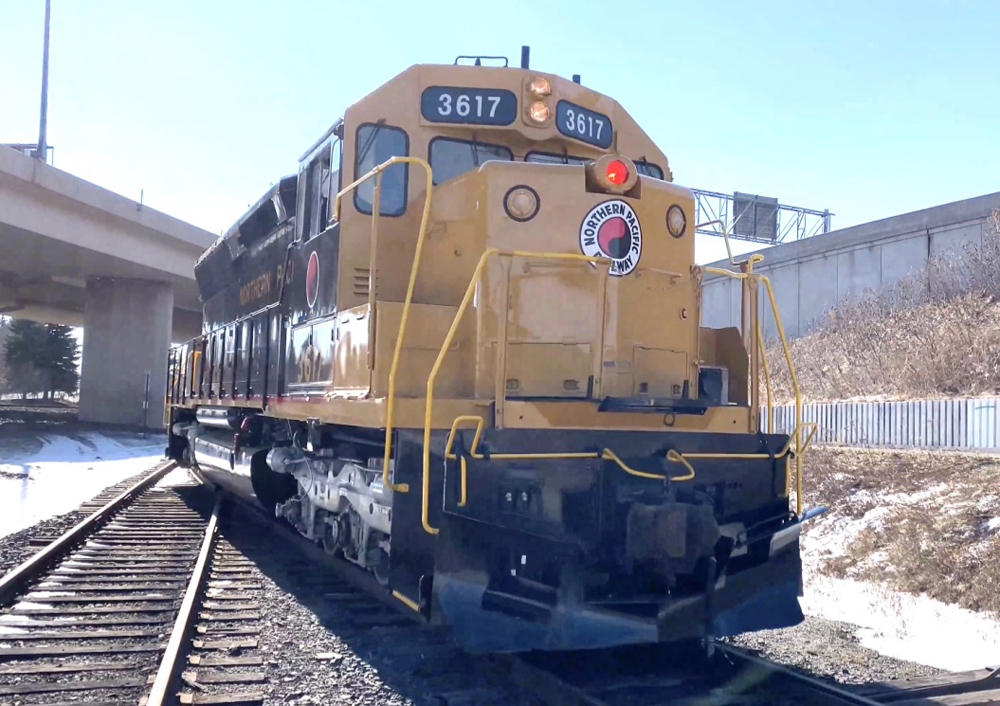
[{"left": 165, "top": 49, "right": 815, "bottom": 653}]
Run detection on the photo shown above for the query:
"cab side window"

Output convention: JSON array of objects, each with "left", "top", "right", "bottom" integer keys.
[
  {"left": 354, "top": 124, "right": 408, "bottom": 217},
  {"left": 301, "top": 138, "right": 342, "bottom": 240},
  {"left": 302, "top": 154, "right": 328, "bottom": 240}
]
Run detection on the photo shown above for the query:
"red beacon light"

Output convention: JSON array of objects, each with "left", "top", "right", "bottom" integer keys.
[{"left": 605, "top": 159, "right": 629, "bottom": 186}]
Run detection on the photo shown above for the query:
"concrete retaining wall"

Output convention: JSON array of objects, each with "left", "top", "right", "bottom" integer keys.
[{"left": 702, "top": 192, "right": 1000, "bottom": 339}]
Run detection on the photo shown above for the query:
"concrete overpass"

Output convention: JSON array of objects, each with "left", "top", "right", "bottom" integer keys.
[
  {"left": 702, "top": 191, "right": 1000, "bottom": 339},
  {"left": 0, "top": 146, "right": 216, "bottom": 428}
]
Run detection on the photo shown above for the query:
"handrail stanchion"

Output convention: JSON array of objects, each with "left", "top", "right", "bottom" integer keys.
[
  {"left": 701, "top": 220, "right": 806, "bottom": 515},
  {"left": 330, "top": 155, "right": 434, "bottom": 494},
  {"left": 421, "top": 249, "right": 498, "bottom": 534},
  {"left": 758, "top": 330, "right": 774, "bottom": 434},
  {"left": 759, "top": 274, "right": 804, "bottom": 514}
]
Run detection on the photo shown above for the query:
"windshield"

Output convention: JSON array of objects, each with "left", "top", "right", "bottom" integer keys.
[
  {"left": 525, "top": 151, "right": 588, "bottom": 165},
  {"left": 429, "top": 137, "right": 514, "bottom": 185}
]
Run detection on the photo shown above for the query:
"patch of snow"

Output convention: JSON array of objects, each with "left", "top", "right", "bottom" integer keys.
[
  {"left": 0, "top": 431, "right": 165, "bottom": 538},
  {"left": 0, "top": 625, "right": 28, "bottom": 635},
  {"left": 11, "top": 601, "right": 53, "bottom": 610},
  {"left": 987, "top": 517, "right": 1000, "bottom": 531},
  {"left": 802, "top": 575, "right": 1000, "bottom": 671},
  {"left": 0, "top": 615, "right": 46, "bottom": 626},
  {"left": 801, "top": 484, "right": 951, "bottom": 567}
]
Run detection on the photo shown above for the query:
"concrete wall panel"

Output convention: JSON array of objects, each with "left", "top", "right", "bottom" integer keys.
[
  {"left": 763, "top": 264, "right": 800, "bottom": 338},
  {"left": 880, "top": 234, "right": 928, "bottom": 288},
  {"left": 837, "top": 245, "right": 882, "bottom": 300},
  {"left": 929, "top": 222, "right": 983, "bottom": 258},
  {"left": 701, "top": 278, "right": 733, "bottom": 329},
  {"left": 798, "top": 256, "right": 839, "bottom": 332}
]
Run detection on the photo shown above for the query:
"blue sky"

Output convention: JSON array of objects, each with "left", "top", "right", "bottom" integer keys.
[{"left": 2, "top": 1, "right": 998, "bottom": 263}]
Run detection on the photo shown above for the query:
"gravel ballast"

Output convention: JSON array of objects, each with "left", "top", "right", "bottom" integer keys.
[
  {"left": 0, "top": 510, "right": 83, "bottom": 577},
  {"left": 729, "top": 616, "right": 944, "bottom": 684}
]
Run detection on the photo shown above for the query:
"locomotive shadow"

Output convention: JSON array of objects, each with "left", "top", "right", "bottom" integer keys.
[{"left": 215, "top": 500, "right": 530, "bottom": 704}]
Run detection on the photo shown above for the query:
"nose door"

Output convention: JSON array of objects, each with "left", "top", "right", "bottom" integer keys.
[{"left": 476, "top": 256, "right": 609, "bottom": 417}]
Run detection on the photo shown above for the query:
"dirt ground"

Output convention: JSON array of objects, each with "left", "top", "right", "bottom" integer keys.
[{"left": 800, "top": 446, "right": 1000, "bottom": 616}]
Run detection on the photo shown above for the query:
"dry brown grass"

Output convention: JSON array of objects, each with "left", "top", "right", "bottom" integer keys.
[
  {"left": 803, "top": 446, "right": 1000, "bottom": 615},
  {"left": 766, "top": 210, "right": 1000, "bottom": 402}
]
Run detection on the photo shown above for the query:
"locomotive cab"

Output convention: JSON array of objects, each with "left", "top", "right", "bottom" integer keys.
[{"left": 167, "top": 54, "right": 813, "bottom": 653}]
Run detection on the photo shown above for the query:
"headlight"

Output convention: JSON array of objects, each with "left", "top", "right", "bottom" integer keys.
[
  {"left": 529, "top": 77, "right": 551, "bottom": 97},
  {"left": 529, "top": 101, "right": 550, "bottom": 123}
]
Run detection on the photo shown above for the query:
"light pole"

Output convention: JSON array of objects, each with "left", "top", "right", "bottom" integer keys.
[{"left": 36, "top": 0, "right": 51, "bottom": 162}]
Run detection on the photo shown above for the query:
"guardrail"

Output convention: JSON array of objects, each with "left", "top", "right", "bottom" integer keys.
[{"left": 762, "top": 397, "right": 1000, "bottom": 450}]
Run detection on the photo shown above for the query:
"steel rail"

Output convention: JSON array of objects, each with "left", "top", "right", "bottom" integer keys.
[
  {"left": 145, "top": 493, "right": 221, "bottom": 706},
  {"left": 0, "top": 461, "right": 175, "bottom": 607},
  {"left": 506, "top": 644, "right": 886, "bottom": 706},
  {"left": 715, "top": 644, "right": 884, "bottom": 705}
]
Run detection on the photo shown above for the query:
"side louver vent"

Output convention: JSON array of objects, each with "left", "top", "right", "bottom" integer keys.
[{"left": 353, "top": 268, "right": 371, "bottom": 297}]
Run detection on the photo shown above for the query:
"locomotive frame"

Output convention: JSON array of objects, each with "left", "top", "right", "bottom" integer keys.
[{"left": 166, "top": 52, "right": 817, "bottom": 653}]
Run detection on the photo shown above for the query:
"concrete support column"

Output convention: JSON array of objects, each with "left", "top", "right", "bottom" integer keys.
[{"left": 79, "top": 278, "right": 173, "bottom": 429}]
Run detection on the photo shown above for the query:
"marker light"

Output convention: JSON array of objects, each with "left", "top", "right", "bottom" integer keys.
[
  {"left": 504, "top": 185, "right": 540, "bottom": 222},
  {"left": 529, "top": 101, "right": 550, "bottom": 122},
  {"left": 667, "top": 204, "right": 687, "bottom": 238},
  {"left": 605, "top": 159, "right": 629, "bottom": 186},
  {"left": 529, "top": 77, "right": 551, "bottom": 97}
]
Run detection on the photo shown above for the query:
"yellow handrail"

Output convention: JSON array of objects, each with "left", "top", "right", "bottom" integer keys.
[
  {"left": 420, "top": 240, "right": 809, "bottom": 533},
  {"left": 681, "top": 421, "right": 817, "bottom": 461},
  {"left": 441, "top": 415, "right": 697, "bottom": 516},
  {"left": 329, "top": 155, "right": 434, "bottom": 494},
  {"left": 419, "top": 248, "right": 611, "bottom": 534},
  {"left": 703, "top": 222, "right": 807, "bottom": 514}
]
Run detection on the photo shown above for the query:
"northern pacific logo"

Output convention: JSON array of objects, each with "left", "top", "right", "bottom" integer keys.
[{"left": 579, "top": 199, "right": 642, "bottom": 275}]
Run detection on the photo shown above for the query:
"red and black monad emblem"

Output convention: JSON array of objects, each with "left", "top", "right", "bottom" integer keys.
[
  {"left": 579, "top": 199, "right": 642, "bottom": 275},
  {"left": 305, "top": 251, "right": 320, "bottom": 309}
]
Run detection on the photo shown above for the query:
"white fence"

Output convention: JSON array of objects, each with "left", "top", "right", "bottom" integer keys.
[{"left": 761, "top": 398, "right": 1000, "bottom": 450}]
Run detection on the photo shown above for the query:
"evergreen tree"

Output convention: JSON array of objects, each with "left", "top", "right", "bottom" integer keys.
[
  {"left": 41, "top": 325, "right": 80, "bottom": 399},
  {"left": 3, "top": 320, "right": 80, "bottom": 400}
]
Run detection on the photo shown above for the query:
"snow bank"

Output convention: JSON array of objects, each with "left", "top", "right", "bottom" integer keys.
[
  {"left": 802, "top": 574, "right": 1000, "bottom": 671},
  {"left": 801, "top": 492, "right": 1000, "bottom": 671},
  {"left": 0, "top": 430, "right": 165, "bottom": 538}
]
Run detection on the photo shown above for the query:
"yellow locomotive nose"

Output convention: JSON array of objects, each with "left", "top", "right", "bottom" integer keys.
[{"left": 586, "top": 154, "right": 638, "bottom": 194}]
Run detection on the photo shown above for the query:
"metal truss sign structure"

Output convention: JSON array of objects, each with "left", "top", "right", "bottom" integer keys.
[{"left": 693, "top": 189, "right": 832, "bottom": 243}]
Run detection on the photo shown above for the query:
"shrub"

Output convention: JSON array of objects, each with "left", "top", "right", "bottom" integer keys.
[{"left": 765, "top": 210, "right": 1000, "bottom": 402}]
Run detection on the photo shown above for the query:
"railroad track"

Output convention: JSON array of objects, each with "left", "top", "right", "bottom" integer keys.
[
  {"left": 506, "top": 640, "right": 1000, "bottom": 706},
  {"left": 0, "top": 462, "right": 222, "bottom": 706}
]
